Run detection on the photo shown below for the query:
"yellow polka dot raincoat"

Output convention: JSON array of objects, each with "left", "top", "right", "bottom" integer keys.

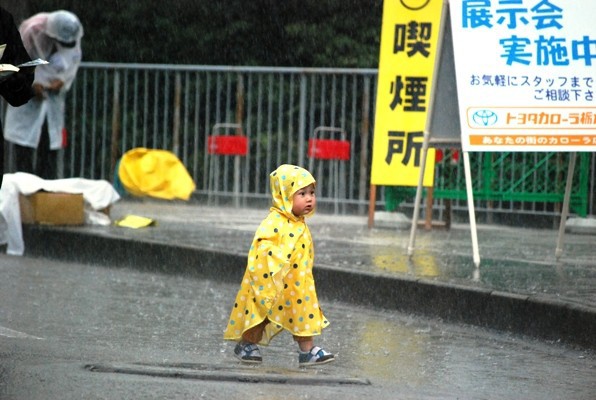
[{"left": 224, "top": 164, "right": 330, "bottom": 345}]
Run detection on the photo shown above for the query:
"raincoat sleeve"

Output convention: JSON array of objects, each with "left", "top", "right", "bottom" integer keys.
[{"left": 18, "top": 14, "right": 51, "bottom": 62}]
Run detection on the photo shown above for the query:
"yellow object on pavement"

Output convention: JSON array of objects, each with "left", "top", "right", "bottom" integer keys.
[
  {"left": 115, "top": 214, "right": 156, "bottom": 229},
  {"left": 118, "top": 148, "right": 196, "bottom": 200}
]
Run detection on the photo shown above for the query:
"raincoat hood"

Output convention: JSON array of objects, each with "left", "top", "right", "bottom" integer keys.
[
  {"left": 46, "top": 10, "right": 83, "bottom": 44},
  {"left": 269, "top": 164, "right": 316, "bottom": 220}
]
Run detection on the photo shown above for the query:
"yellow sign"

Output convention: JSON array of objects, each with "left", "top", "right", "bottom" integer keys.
[{"left": 370, "top": 0, "right": 443, "bottom": 186}]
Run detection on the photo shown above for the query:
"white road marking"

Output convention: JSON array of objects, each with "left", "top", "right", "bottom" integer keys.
[{"left": 0, "top": 326, "right": 44, "bottom": 340}]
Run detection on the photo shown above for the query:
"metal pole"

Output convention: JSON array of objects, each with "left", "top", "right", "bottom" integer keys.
[
  {"left": 368, "top": 184, "right": 377, "bottom": 229},
  {"left": 359, "top": 76, "right": 371, "bottom": 215},
  {"left": 109, "top": 71, "right": 121, "bottom": 183},
  {"left": 463, "top": 151, "right": 481, "bottom": 267},
  {"left": 407, "top": 138, "right": 429, "bottom": 257},
  {"left": 555, "top": 152, "right": 576, "bottom": 260},
  {"left": 172, "top": 72, "right": 181, "bottom": 156},
  {"left": 407, "top": 0, "right": 449, "bottom": 256},
  {"left": 298, "top": 75, "right": 307, "bottom": 166}
]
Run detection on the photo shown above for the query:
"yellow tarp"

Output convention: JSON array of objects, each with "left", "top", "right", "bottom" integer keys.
[{"left": 118, "top": 148, "right": 196, "bottom": 200}]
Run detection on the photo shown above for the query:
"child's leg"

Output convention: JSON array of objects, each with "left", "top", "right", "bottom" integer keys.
[
  {"left": 234, "top": 319, "right": 269, "bottom": 364},
  {"left": 293, "top": 335, "right": 314, "bottom": 352},
  {"left": 241, "top": 319, "right": 269, "bottom": 344}
]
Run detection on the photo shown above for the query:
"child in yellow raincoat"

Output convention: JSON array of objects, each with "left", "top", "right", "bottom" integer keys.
[{"left": 224, "top": 164, "right": 335, "bottom": 367}]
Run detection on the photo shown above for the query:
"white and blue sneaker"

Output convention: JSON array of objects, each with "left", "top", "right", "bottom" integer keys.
[
  {"left": 298, "top": 346, "right": 335, "bottom": 367},
  {"left": 234, "top": 342, "right": 263, "bottom": 364}
]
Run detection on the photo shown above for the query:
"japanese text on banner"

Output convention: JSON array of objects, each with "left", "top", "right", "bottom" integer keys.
[{"left": 450, "top": 0, "right": 596, "bottom": 152}]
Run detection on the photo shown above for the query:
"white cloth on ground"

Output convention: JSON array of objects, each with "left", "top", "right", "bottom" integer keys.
[{"left": 0, "top": 172, "right": 120, "bottom": 256}]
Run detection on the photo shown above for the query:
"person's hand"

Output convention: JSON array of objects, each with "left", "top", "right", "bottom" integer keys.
[
  {"left": 32, "top": 83, "right": 45, "bottom": 99},
  {"left": 46, "top": 79, "right": 64, "bottom": 92}
]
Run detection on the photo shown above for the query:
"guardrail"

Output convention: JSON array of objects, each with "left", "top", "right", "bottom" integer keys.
[{"left": 3, "top": 62, "right": 593, "bottom": 220}]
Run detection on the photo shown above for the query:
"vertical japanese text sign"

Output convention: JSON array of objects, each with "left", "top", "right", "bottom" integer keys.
[
  {"left": 371, "top": 0, "right": 442, "bottom": 186},
  {"left": 450, "top": 0, "right": 596, "bottom": 152}
]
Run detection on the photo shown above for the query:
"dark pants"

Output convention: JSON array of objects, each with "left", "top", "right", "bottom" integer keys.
[
  {"left": 0, "top": 130, "right": 4, "bottom": 188},
  {"left": 14, "top": 122, "right": 58, "bottom": 180}
]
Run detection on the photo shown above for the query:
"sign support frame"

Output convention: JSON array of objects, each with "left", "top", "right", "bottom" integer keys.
[
  {"left": 407, "top": 0, "right": 580, "bottom": 265},
  {"left": 555, "top": 153, "right": 577, "bottom": 260},
  {"left": 407, "top": 0, "right": 482, "bottom": 267}
]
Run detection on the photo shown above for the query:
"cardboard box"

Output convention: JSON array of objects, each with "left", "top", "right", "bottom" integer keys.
[{"left": 19, "top": 192, "right": 85, "bottom": 226}]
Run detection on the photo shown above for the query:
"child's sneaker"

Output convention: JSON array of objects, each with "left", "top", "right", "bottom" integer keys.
[
  {"left": 298, "top": 346, "right": 335, "bottom": 367},
  {"left": 234, "top": 342, "right": 262, "bottom": 364}
]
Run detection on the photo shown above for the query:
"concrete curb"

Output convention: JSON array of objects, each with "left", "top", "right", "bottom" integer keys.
[
  {"left": 566, "top": 217, "right": 596, "bottom": 235},
  {"left": 23, "top": 225, "right": 595, "bottom": 349}
]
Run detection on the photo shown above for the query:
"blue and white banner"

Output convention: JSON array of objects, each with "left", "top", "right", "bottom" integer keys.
[{"left": 450, "top": 0, "right": 596, "bottom": 151}]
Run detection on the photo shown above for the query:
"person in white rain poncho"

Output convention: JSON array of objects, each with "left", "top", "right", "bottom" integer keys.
[{"left": 4, "top": 10, "right": 83, "bottom": 179}]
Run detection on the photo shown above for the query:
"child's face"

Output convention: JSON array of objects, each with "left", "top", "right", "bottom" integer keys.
[{"left": 292, "top": 183, "right": 316, "bottom": 216}]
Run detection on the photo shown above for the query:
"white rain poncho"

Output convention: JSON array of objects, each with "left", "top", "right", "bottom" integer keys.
[{"left": 4, "top": 11, "right": 83, "bottom": 150}]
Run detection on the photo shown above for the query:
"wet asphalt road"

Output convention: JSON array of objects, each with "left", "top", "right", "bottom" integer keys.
[{"left": 1, "top": 254, "right": 594, "bottom": 400}]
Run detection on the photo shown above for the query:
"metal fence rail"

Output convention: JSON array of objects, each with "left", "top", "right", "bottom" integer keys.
[
  {"left": 65, "top": 63, "right": 377, "bottom": 212},
  {"left": 433, "top": 151, "right": 592, "bottom": 220},
  {"left": 4, "top": 62, "right": 593, "bottom": 219}
]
